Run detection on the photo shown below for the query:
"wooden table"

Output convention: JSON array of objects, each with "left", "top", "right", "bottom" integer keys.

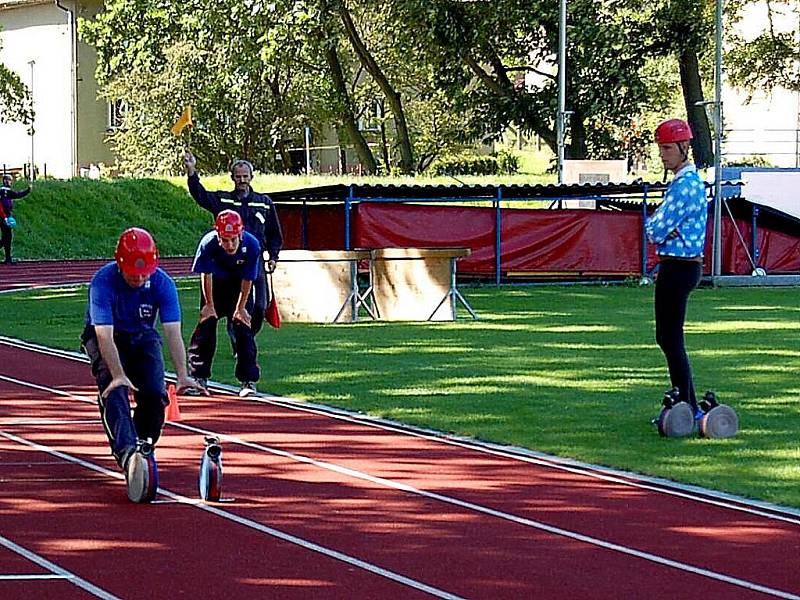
[
  {"left": 270, "top": 250, "right": 373, "bottom": 323},
  {"left": 369, "top": 247, "right": 476, "bottom": 321}
]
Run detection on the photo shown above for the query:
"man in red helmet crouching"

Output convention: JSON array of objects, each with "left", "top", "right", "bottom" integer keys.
[
  {"left": 81, "top": 227, "right": 199, "bottom": 502},
  {"left": 186, "top": 210, "right": 262, "bottom": 398}
]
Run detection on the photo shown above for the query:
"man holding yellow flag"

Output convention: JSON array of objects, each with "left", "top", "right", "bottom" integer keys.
[{"left": 183, "top": 150, "right": 282, "bottom": 336}]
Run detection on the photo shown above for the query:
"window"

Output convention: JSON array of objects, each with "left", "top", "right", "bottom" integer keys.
[
  {"left": 108, "top": 100, "right": 127, "bottom": 130},
  {"left": 358, "top": 99, "right": 384, "bottom": 133}
]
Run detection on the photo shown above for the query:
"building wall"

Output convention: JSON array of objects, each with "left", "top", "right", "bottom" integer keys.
[
  {"left": 0, "top": 0, "right": 72, "bottom": 177},
  {"left": 74, "top": 0, "right": 113, "bottom": 171},
  {"left": 0, "top": 0, "right": 111, "bottom": 178}
]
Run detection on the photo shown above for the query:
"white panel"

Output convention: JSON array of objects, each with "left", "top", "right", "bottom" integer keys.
[{"left": 740, "top": 172, "right": 800, "bottom": 220}]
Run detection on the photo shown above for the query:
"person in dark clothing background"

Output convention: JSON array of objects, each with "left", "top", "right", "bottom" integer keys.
[
  {"left": 183, "top": 151, "right": 282, "bottom": 335},
  {"left": 0, "top": 173, "right": 31, "bottom": 264}
]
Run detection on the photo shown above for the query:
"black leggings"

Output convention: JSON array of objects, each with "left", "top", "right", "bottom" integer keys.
[
  {"left": 654, "top": 260, "right": 702, "bottom": 410},
  {"left": 0, "top": 219, "right": 12, "bottom": 261}
]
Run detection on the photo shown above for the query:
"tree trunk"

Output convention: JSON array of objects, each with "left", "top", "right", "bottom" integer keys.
[
  {"left": 379, "top": 113, "right": 390, "bottom": 171},
  {"left": 337, "top": 4, "right": 414, "bottom": 174},
  {"left": 323, "top": 43, "right": 378, "bottom": 174},
  {"left": 567, "top": 110, "right": 588, "bottom": 159},
  {"left": 276, "top": 140, "right": 293, "bottom": 173},
  {"left": 679, "top": 49, "right": 714, "bottom": 168}
]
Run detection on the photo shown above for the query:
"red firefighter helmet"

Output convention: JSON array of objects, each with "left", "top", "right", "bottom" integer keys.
[
  {"left": 215, "top": 209, "right": 244, "bottom": 238},
  {"left": 115, "top": 227, "right": 160, "bottom": 276},
  {"left": 655, "top": 119, "right": 693, "bottom": 143}
]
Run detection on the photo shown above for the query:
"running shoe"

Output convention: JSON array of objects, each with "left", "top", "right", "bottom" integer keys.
[{"left": 238, "top": 381, "right": 256, "bottom": 397}]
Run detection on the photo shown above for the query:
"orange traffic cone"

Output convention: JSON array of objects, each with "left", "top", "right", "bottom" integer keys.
[{"left": 166, "top": 383, "right": 183, "bottom": 422}]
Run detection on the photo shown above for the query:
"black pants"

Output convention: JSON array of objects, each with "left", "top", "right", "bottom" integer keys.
[
  {"left": 654, "top": 260, "right": 702, "bottom": 410},
  {"left": 0, "top": 219, "right": 12, "bottom": 262},
  {"left": 189, "top": 275, "right": 260, "bottom": 383},
  {"left": 81, "top": 326, "right": 168, "bottom": 467},
  {"left": 227, "top": 265, "right": 267, "bottom": 344}
]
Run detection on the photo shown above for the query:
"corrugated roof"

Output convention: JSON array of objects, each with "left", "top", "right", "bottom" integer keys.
[
  {"left": 266, "top": 181, "right": 799, "bottom": 233},
  {"left": 269, "top": 180, "right": 673, "bottom": 203}
]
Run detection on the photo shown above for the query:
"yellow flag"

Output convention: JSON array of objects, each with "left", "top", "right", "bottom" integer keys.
[{"left": 170, "top": 106, "right": 193, "bottom": 136}]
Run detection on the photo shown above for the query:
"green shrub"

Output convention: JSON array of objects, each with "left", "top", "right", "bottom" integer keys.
[
  {"left": 495, "top": 150, "right": 520, "bottom": 175},
  {"left": 429, "top": 153, "right": 500, "bottom": 176},
  {"left": 724, "top": 155, "right": 775, "bottom": 168}
]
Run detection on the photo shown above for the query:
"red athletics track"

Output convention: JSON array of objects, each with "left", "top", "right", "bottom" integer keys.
[
  {"left": 0, "top": 258, "right": 193, "bottom": 292},
  {"left": 1, "top": 339, "right": 800, "bottom": 599}
]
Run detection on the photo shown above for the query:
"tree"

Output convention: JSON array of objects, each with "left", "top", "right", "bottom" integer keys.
[
  {"left": 647, "top": 0, "right": 716, "bottom": 168},
  {"left": 0, "top": 33, "right": 33, "bottom": 126},
  {"left": 334, "top": 0, "right": 415, "bottom": 173},
  {"left": 726, "top": 0, "right": 800, "bottom": 94},
  {"left": 80, "top": 0, "right": 330, "bottom": 175},
  {"left": 383, "top": 0, "right": 677, "bottom": 163}
]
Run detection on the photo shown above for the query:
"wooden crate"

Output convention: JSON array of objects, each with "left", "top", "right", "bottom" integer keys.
[
  {"left": 271, "top": 250, "right": 370, "bottom": 323},
  {"left": 370, "top": 247, "right": 470, "bottom": 321}
]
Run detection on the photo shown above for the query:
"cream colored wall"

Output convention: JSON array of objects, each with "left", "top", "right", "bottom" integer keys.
[
  {"left": 0, "top": 0, "right": 112, "bottom": 178},
  {"left": 74, "top": 0, "right": 114, "bottom": 170},
  {"left": 0, "top": 1, "right": 72, "bottom": 177}
]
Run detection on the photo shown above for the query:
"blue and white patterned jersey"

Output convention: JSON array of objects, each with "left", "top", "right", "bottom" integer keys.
[{"left": 646, "top": 164, "right": 708, "bottom": 258}]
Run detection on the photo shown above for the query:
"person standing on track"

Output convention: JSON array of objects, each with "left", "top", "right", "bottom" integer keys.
[
  {"left": 0, "top": 173, "right": 31, "bottom": 264},
  {"left": 187, "top": 210, "right": 262, "bottom": 397},
  {"left": 81, "top": 228, "right": 200, "bottom": 478},
  {"left": 646, "top": 118, "right": 709, "bottom": 418},
  {"left": 183, "top": 150, "right": 282, "bottom": 335}
]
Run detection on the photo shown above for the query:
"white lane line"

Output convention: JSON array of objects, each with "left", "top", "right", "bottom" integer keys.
[
  {"left": 1, "top": 376, "right": 798, "bottom": 599},
  {"left": 0, "top": 534, "right": 120, "bottom": 599},
  {"left": 3, "top": 367, "right": 800, "bottom": 528},
  {"left": 0, "top": 430, "right": 465, "bottom": 600},
  {"left": 0, "top": 419, "right": 98, "bottom": 426},
  {"left": 2, "top": 336, "right": 800, "bottom": 524},
  {"left": 169, "top": 422, "right": 800, "bottom": 600},
  {"left": 0, "top": 574, "right": 71, "bottom": 580}
]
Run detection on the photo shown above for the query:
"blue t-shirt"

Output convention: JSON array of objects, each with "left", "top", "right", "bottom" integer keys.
[
  {"left": 85, "top": 263, "right": 182, "bottom": 333},
  {"left": 645, "top": 164, "right": 708, "bottom": 258},
  {"left": 191, "top": 230, "right": 261, "bottom": 282}
]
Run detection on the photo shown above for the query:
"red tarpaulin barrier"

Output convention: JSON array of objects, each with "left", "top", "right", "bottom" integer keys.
[
  {"left": 354, "top": 204, "right": 497, "bottom": 273},
  {"left": 277, "top": 204, "right": 347, "bottom": 250},
  {"left": 355, "top": 204, "right": 645, "bottom": 275},
  {"left": 720, "top": 218, "right": 800, "bottom": 273},
  {"left": 353, "top": 203, "right": 800, "bottom": 276}
]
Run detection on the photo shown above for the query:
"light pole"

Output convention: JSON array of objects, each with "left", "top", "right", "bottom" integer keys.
[
  {"left": 557, "top": 0, "right": 567, "bottom": 184},
  {"left": 27, "top": 59, "right": 35, "bottom": 181},
  {"left": 711, "top": 0, "right": 723, "bottom": 279}
]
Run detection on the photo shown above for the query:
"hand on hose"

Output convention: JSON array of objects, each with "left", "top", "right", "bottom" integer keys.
[{"left": 176, "top": 374, "right": 209, "bottom": 396}]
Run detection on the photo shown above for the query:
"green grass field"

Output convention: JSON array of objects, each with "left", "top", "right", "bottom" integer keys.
[{"left": 2, "top": 281, "right": 799, "bottom": 508}]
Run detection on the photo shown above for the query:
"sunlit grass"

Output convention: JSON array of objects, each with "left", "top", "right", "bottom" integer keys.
[{"left": 2, "top": 282, "right": 800, "bottom": 507}]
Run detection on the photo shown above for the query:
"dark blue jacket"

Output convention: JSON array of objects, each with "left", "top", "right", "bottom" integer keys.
[
  {"left": 187, "top": 174, "right": 282, "bottom": 261},
  {"left": 191, "top": 230, "right": 261, "bottom": 282},
  {"left": 0, "top": 185, "right": 30, "bottom": 218}
]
